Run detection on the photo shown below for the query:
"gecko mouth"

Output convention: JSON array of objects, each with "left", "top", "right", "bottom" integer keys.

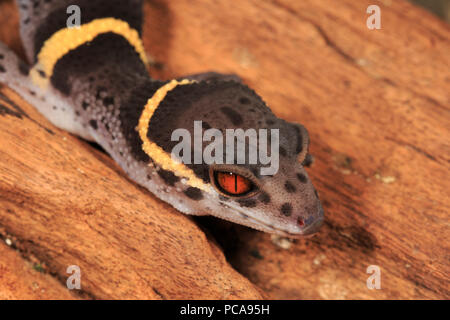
[{"left": 218, "top": 201, "right": 319, "bottom": 238}]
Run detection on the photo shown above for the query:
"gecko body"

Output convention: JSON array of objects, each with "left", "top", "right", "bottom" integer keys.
[{"left": 0, "top": 0, "right": 323, "bottom": 237}]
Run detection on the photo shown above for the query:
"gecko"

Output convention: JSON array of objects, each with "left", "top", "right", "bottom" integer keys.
[{"left": 0, "top": 0, "right": 323, "bottom": 237}]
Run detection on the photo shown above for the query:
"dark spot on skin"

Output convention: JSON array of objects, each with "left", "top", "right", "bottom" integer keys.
[
  {"left": 23, "top": 17, "right": 30, "bottom": 25},
  {"left": 0, "top": 54, "right": 4, "bottom": 59},
  {"left": 75, "top": 111, "right": 80, "bottom": 116},
  {"left": 29, "top": 90, "right": 36, "bottom": 96},
  {"left": 238, "top": 199, "right": 257, "bottom": 208},
  {"left": 297, "top": 173, "right": 307, "bottom": 183},
  {"left": 281, "top": 203, "right": 292, "bottom": 216},
  {"left": 89, "top": 120, "right": 98, "bottom": 130},
  {"left": 18, "top": 61, "right": 30, "bottom": 76},
  {"left": 220, "top": 106, "right": 243, "bottom": 125},
  {"left": 297, "top": 217, "right": 305, "bottom": 227},
  {"left": 239, "top": 97, "right": 250, "bottom": 105},
  {"left": 52, "top": 106, "right": 57, "bottom": 110},
  {"left": 147, "top": 174, "right": 152, "bottom": 180},
  {"left": 96, "top": 86, "right": 107, "bottom": 100},
  {"left": 184, "top": 187, "right": 203, "bottom": 200},
  {"left": 103, "top": 96, "right": 114, "bottom": 106},
  {"left": 38, "top": 70, "right": 46, "bottom": 78},
  {"left": 157, "top": 169, "right": 180, "bottom": 186},
  {"left": 285, "top": 181, "right": 296, "bottom": 193},
  {"left": 302, "top": 153, "right": 313, "bottom": 167},
  {"left": 258, "top": 192, "right": 271, "bottom": 204},
  {"left": 279, "top": 146, "right": 287, "bottom": 157},
  {"left": 82, "top": 101, "right": 89, "bottom": 110},
  {"left": 0, "top": 65, "right": 5, "bottom": 73}
]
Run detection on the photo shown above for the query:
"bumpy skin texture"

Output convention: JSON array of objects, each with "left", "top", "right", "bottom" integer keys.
[{"left": 0, "top": 0, "right": 324, "bottom": 237}]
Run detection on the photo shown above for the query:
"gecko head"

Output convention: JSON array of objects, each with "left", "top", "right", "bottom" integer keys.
[
  {"left": 143, "top": 79, "right": 324, "bottom": 237},
  {"left": 203, "top": 118, "right": 324, "bottom": 238},
  {"left": 207, "top": 159, "right": 324, "bottom": 238}
]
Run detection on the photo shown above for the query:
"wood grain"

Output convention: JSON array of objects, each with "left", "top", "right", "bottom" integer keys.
[
  {"left": 0, "top": 241, "right": 78, "bottom": 299},
  {"left": 0, "top": 0, "right": 449, "bottom": 299}
]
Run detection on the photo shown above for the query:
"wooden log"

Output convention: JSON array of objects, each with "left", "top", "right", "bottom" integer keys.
[
  {"left": 0, "top": 0, "right": 449, "bottom": 299},
  {"left": 0, "top": 241, "right": 78, "bottom": 299}
]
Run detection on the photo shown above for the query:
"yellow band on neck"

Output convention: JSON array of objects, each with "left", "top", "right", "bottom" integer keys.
[
  {"left": 30, "top": 17, "right": 148, "bottom": 89},
  {"left": 138, "top": 79, "right": 210, "bottom": 193}
]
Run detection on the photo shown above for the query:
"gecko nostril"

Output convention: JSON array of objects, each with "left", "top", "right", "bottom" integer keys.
[{"left": 297, "top": 217, "right": 305, "bottom": 227}]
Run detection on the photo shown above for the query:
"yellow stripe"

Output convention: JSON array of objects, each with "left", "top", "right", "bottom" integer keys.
[
  {"left": 30, "top": 17, "right": 148, "bottom": 89},
  {"left": 138, "top": 79, "right": 211, "bottom": 193}
]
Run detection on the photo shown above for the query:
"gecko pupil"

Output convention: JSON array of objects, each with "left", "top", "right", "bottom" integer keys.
[{"left": 214, "top": 171, "right": 254, "bottom": 196}]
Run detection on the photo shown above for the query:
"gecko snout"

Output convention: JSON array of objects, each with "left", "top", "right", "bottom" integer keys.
[{"left": 296, "top": 203, "right": 324, "bottom": 236}]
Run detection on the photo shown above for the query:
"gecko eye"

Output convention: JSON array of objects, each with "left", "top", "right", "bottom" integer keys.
[{"left": 213, "top": 171, "right": 256, "bottom": 197}]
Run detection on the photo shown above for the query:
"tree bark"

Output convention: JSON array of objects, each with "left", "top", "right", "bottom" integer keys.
[{"left": 0, "top": 0, "right": 448, "bottom": 299}]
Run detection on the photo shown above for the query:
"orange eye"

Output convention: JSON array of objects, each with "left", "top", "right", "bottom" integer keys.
[{"left": 214, "top": 171, "right": 254, "bottom": 196}]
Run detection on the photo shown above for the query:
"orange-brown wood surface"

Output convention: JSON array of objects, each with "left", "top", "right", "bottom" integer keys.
[
  {"left": 0, "top": 0, "right": 449, "bottom": 299},
  {"left": 0, "top": 241, "right": 78, "bottom": 299}
]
